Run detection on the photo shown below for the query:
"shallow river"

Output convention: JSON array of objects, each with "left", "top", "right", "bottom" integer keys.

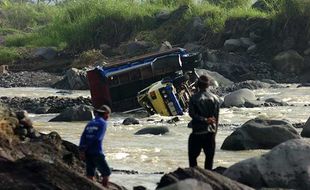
[{"left": 1, "top": 85, "right": 310, "bottom": 189}]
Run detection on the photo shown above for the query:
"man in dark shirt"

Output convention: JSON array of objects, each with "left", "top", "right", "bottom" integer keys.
[
  {"left": 188, "top": 75, "right": 220, "bottom": 170},
  {"left": 79, "top": 105, "right": 111, "bottom": 187}
]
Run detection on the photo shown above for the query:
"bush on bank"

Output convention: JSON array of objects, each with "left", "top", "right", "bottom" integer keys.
[{"left": 0, "top": 0, "right": 309, "bottom": 54}]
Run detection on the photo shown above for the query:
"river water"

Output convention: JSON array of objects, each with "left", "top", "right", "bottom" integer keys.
[{"left": 1, "top": 85, "right": 310, "bottom": 189}]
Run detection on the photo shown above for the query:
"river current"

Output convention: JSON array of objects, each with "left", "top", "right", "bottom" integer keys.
[{"left": 1, "top": 85, "right": 309, "bottom": 189}]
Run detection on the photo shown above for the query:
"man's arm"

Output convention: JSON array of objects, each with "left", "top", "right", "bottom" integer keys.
[{"left": 189, "top": 98, "right": 205, "bottom": 122}]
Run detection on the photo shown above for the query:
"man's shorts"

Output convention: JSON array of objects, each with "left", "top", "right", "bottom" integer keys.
[{"left": 85, "top": 154, "right": 111, "bottom": 177}]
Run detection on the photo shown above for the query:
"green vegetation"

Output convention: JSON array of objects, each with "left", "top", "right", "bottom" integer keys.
[{"left": 0, "top": 0, "right": 309, "bottom": 63}]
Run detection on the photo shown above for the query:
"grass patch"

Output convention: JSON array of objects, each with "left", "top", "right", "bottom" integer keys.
[{"left": 0, "top": 47, "right": 23, "bottom": 64}]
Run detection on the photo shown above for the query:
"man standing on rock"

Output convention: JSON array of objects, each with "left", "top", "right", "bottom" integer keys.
[
  {"left": 188, "top": 75, "right": 220, "bottom": 170},
  {"left": 79, "top": 105, "right": 111, "bottom": 187}
]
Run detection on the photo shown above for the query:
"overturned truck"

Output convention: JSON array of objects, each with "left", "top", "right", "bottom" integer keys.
[{"left": 87, "top": 48, "right": 201, "bottom": 112}]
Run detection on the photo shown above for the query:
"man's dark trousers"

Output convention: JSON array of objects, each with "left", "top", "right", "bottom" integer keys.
[{"left": 188, "top": 132, "right": 216, "bottom": 170}]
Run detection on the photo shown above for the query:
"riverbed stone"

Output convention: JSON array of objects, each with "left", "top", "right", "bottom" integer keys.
[
  {"left": 223, "top": 139, "right": 310, "bottom": 189},
  {"left": 157, "top": 167, "right": 254, "bottom": 190},
  {"left": 221, "top": 118, "right": 301, "bottom": 150},
  {"left": 264, "top": 98, "right": 289, "bottom": 106},
  {"left": 301, "top": 117, "right": 310, "bottom": 137},
  {"left": 49, "top": 105, "right": 93, "bottom": 122},
  {"left": 33, "top": 47, "right": 57, "bottom": 60},
  {"left": 134, "top": 126, "right": 169, "bottom": 135},
  {"left": 123, "top": 117, "right": 140, "bottom": 125},
  {"left": 224, "top": 89, "right": 256, "bottom": 107},
  {"left": 195, "top": 69, "right": 233, "bottom": 88}
]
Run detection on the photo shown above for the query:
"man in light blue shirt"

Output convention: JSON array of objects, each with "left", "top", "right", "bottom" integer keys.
[{"left": 79, "top": 105, "right": 111, "bottom": 187}]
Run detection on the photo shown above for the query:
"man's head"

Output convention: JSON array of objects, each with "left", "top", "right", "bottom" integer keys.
[
  {"left": 94, "top": 105, "right": 111, "bottom": 120},
  {"left": 197, "top": 75, "right": 209, "bottom": 90}
]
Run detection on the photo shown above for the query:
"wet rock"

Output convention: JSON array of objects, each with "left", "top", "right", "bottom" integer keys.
[
  {"left": 247, "top": 45, "right": 257, "bottom": 54},
  {"left": 157, "top": 167, "right": 253, "bottom": 190},
  {"left": 273, "top": 50, "right": 304, "bottom": 74},
  {"left": 264, "top": 98, "right": 288, "bottom": 106},
  {"left": 224, "top": 89, "right": 256, "bottom": 107},
  {"left": 167, "top": 117, "right": 180, "bottom": 124},
  {"left": 221, "top": 118, "right": 301, "bottom": 150},
  {"left": 135, "top": 126, "right": 169, "bottom": 135},
  {"left": 221, "top": 80, "right": 275, "bottom": 93},
  {"left": 244, "top": 100, "right": 263, "bottom": 108},
  {"left": 301, "top": 117, "right": 310, "bottom": 137},
  {"left": 223, "top": 139, "right": 310, "bottom": 189},
  {"left": 49, "top": 105, "right": 93, "bottom": 122},
  {"left": 33, "top": 47, "right": 57, "bottom": 60},
  {"left": 297, "top": 83, "right": 310, "bottom": 87},
  {"left": 122, "top": 117, "right": 140, "bottom": 125}
]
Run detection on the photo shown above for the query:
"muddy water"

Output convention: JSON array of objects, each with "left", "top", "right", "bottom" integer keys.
[{"left": 2, "top": 85, "right": 310, "bottom": 189}]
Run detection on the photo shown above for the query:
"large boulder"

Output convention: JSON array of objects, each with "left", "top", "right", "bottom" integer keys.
[
  {"left": 223, "top": 139, "right": 310, "bottom": 189},
  {"left": 157, "top": 167, "right": 254, "bottom": 190},
  {"left": 52, "top": 68, "right": 89, "bottom": 90},
  {"left": 221, "top": 118, "right": 301, "bottom": 150},
  {"left": 134, "top": 126, "right": 169, "bottom": 135},
  {"left": 195, "top": 69, "right": 233, "bottom": 88},
  {"left": 301, "top": 117, "right": 310, "bottom": 137},
  {"left": 224, "top": 89, "right": 256, "bottom": 107},
  {"left": 221, "top": 80, "right": 276, "bottom": 93},
  {"left": 272, "top": 50, "right": 304, "bottom": 74},
  {"left": 49, "top": 105, "right": 93, "bottom": 122},
  {"left": 33, "top": 47, "right": 57, "bottom": 60}
]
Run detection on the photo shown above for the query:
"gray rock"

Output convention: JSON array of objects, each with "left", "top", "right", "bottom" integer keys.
[
  {"left": 135, "top": 126, "right": 169, "bottom": 135},
  {"left": 264, "top": 98, "right": 288, "bottom": 106},
  {"left": 301, "top": 117, "right": 310, "bottom": 137},
  {"left": 157, "top": 167, "right": 254, "bottom": 190},
  {"left": 223, "top": 139, "right": 310, "bottom": 189},
  {"left": 249, "top": 31, "right": 263, "bottom": 42},
  {"left": 224, "top": 89, "right": 256, "bottom": 107},
  {"left": 53, "top": 68, "right": 89, "bottom": 90},
  {"left": 158, "top": 179, "right": 212, "bottom": 190},
  {"left": 123, "top": 117, "right": 140, "bottom": 125},
  {"left": 159, "top": 41, "right": 172, "bottom": 51},
  {"left": 260, "top": 79, "right": 278, "bottom": 84},
  {"left": 244, "top": 100, "right": 263, "bottom": 108},
  {"left": 240, "top": 37, "right": 255, "bottom": 48},
  {"left": 33, "top": 47, "right": 57, "bottom": 60},
  {"left": 252, "top": 0, "right": 272, "bottom": 12},
  {"left": 224, "top": 39, "right": 242, "bottom": 52},
  {"left": 49, "top": 105, "right": 93, "bottom": 122},
  {"left": 282, "top": 37, "right": 296, "bottom": 50},
  {"left": 273, "top": 50, "right": 304, "bottom": 74},
  {"left": 195, "top": 69, "right": 233, "bottom": 88},
  {"left": 221, "top": 118, "right": 301, "bottom": 150}
]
